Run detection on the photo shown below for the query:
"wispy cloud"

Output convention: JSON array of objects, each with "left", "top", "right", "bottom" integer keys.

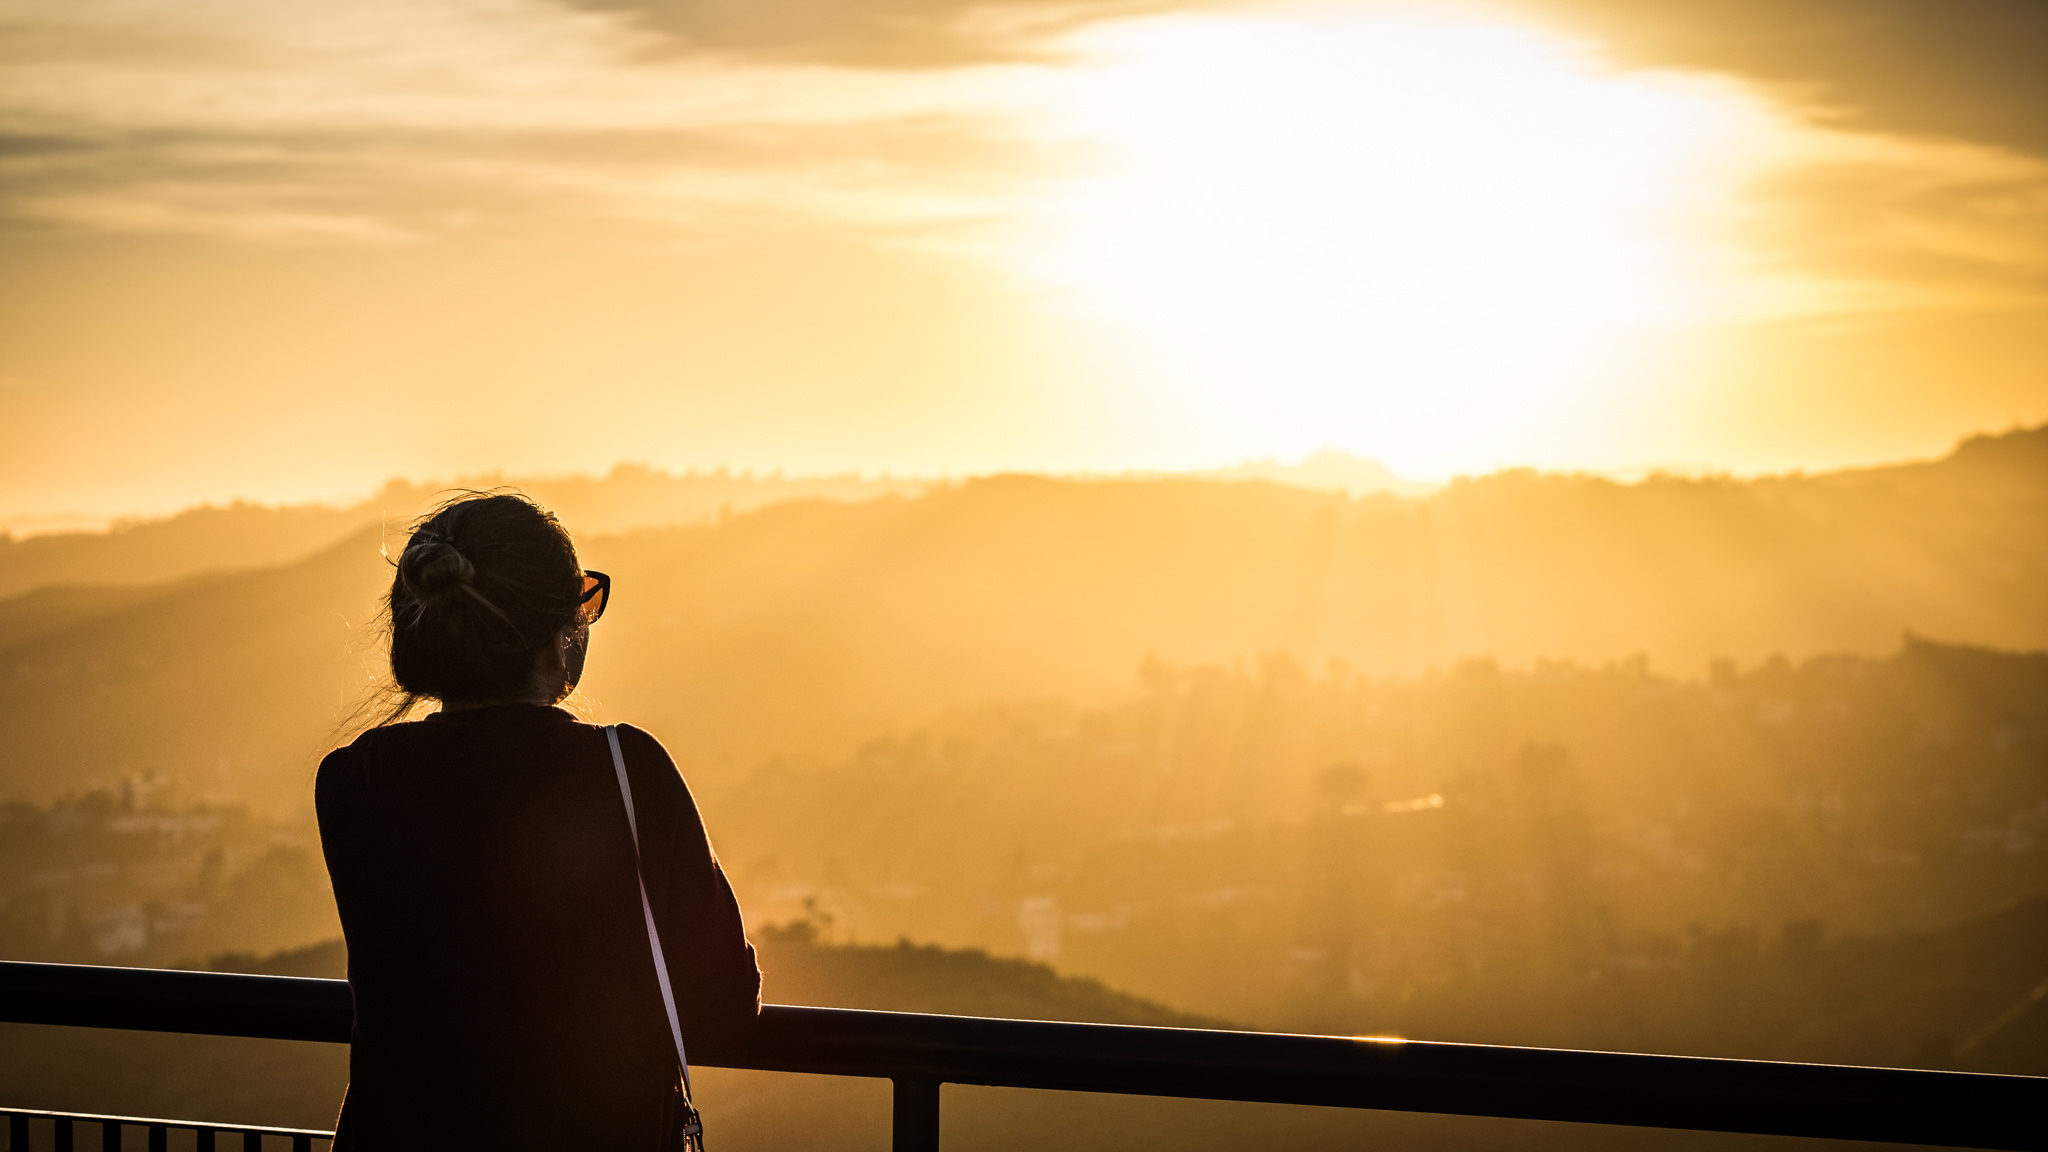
[
  {"left": 1742, "top": 138, "right": 2048, "bottom": 306},
  {"left": 0, "top": 0, "right": 1060, "bottom": 242},
  {"left": 4, "top": 0, "right": 2047, "bottom": 312},
  {"left": 1516, "top": 0, "right": 2048, "bottom": 158}
]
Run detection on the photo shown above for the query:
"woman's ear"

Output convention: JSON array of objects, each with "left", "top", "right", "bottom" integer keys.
[
  {"left": 529, "top": 628, "right": 570, "bottom": 700},
  {"left": 560, "top": 624, "right": 590, "bottom": 693}
]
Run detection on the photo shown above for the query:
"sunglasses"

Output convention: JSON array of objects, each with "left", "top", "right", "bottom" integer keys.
[{"left": 578, "top": 570, "right": 611, "bottom": 625}]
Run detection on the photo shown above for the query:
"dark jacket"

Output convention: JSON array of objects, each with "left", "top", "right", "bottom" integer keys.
[{"left": 316, "top": 704, "right": 760, "bottom": 1149}]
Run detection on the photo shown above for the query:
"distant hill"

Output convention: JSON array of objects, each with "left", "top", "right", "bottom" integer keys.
[
  {"left": 6, "top": 432, "right": 2048, "bottom": 1150},
  {"left": 0, "top": 790, "right": 337, "bottom": 970},
  {"left": 0, "top": 466, "right": 922, "bottom": 601},
  {"left": 6, "top": 426, "right": 2048, "bottom": 809},
  {"left": 1187, "top": 449, "right": 1437, "bottom": 496},
  {"left": 195, "top": 925, "right": 1220, "bottom": 1028},
  {"left": 0, "top": 501, "right": 370, "bottom": 603},
  {"left": 0, "top": 451, "right": 1427, "bottom": 602},
  {"left": 586, "top": 423, "right": 2048, "bottom": 769},
  {"left": 200, "top": 906, "right": 2046, "bottom": 1075},
  {"left": 0, "top": 525, "right": 391, "bottom": 808},
  {"left": 8, "top": 632, "right": 2041, "bottom": 1061}
]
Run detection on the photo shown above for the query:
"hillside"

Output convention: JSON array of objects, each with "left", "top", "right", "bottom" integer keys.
[
  {"left": 6, "top": 426, "right": 2048, "bottom": 811},
  {"left": 0, "top": 453, "right": 1427, "bottom": 600},
  {"left": 0, "top": 466, "right": 920, "bottom": 601},
  {"left": 7, "top": 636, "right": 2041, "bottom": 1058},
  {"left": 2, "top": 427, "right": 2046, "bottom": 1065},
  {"left": 189, "top": 904, "right": 2048, "bottom": 1074},
  {"left": 0, "top": 526, "right": 392, "bottom": 809},
  {"left": 194, "top": 925, "right": 1221, "bottom": 1028},
  {"left": 586, "top": 434, "right": 2048, "bottom": 770},
  {"left": 702, "top": 639, "right": 2048, "bottom": 1027}
]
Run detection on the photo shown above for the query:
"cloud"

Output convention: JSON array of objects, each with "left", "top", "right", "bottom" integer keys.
[
  {"left": 0, "top": 0, "right": 1057, "bottom": 244},
  {"left": 559, "top": 0, "right": 1189, "bottom": 67},
  {"left": 552, "top": 0, "right": 2048, "bottom": 158},
  {"left": 0, "top": 121, "right": 1047, "bottom": 246},
  {"left": 1743, "top": 142, "right": 2048, "bottom": 306},
  {"left": 1517, "top": 0, "right": 2048, "bottom": 157},
  {"left": 3, "top": 0, "right": 2046, "bottom": 320},
  {"left": 0, "top": 0, "right": 1049, "bottom": 135}
]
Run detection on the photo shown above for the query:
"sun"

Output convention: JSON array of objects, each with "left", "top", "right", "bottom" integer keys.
[{"left": 1017, "top": 12, "right": 1786, "bottom": 476}]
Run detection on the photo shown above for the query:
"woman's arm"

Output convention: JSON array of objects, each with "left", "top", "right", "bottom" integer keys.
[{"left": 617, "top": 724, "right": 763, "bottom": 1055}]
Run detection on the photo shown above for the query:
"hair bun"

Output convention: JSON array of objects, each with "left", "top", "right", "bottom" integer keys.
[{"left": 399, "top": 536, "right": 475, "bottom": 600}]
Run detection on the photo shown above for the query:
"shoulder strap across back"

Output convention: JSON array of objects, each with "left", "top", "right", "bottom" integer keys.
[{"left": 606, "top": 724, "right": 693, "bottom": 1092}]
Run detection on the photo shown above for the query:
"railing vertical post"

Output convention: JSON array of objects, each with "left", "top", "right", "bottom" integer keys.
[
  {"left": 55, "top": 1116, "right": 73, "bottom": 1152},
  {"left": 890, "top": 1077, "right": 940, "bottom": 1152}
]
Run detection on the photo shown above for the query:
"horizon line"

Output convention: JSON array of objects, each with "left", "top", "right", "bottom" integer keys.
[{"left": 5, "top": 421, "right": 2042, "bottom": 540}]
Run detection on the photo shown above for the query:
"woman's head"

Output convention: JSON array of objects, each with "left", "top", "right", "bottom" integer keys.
[{"left": 387, "top": 491, "right": 590, "bottom": 706}]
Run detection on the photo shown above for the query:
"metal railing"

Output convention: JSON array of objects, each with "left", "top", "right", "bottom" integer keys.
[
  {"left": 3, "top": 960, "right": 2044, "bottom": 1151},
  {"left": 3, "top": 1107, "right": 330, "bottom": 1151}
]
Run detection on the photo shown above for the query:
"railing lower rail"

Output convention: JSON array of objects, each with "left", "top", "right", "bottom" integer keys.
[{"left": 2, "top": 961, "right": 2042, "bottom": 1151}]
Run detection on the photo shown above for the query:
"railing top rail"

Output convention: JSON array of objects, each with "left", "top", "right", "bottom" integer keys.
[{"left": 2, "top": 960, "right": 2043, "bottom": 1151}]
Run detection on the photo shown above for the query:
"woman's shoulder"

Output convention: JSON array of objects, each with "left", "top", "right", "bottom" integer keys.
[
  {"left": 318, "top": 710, "right": 676, "bottom": 783},
  {"left": 315, "top": 722, "right": 400, "bottom": 800},
  {"left": 599, "top": 722, "right": 693, "bottom": 802},
  {"left": 316, "top": 726, "right": 377, "bottom": 817},
  {"left": 605, "top": 720, "right": 671, "bottom": 758},
  {"left": 320, "top": 724, "right": 384, "bottom": 771},
  {"left": 314, "top": 716, "right": 446, "bottom": 794},
  {"left": 599, "top": 722, "right": 681, "bottom": 783},
  {"left": 319, "top": 714, "right": 426, "bottom": 764}
]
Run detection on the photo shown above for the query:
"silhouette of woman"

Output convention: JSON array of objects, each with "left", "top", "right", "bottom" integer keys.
[{"left": 316, "top": 492, "right": 758, "bottom": 1149}]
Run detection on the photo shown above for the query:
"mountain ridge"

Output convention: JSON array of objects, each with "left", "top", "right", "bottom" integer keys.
[
  {"left": 3, "top": 424, "right": 2048, "bottom": 809},
  {"left": 8, "top": 427, "right": 2042, "bottom": 602}
]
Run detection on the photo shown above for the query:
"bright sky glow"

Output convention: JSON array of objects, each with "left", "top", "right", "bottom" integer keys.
[
  {"left": 2, "top": 0, "right": 2047, "bottom": 518},
  {"left": 1013, "top": 14, "right": 1802, "bottom": 475}
]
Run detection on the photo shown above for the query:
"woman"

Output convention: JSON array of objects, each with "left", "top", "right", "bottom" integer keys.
[{"left": 316, "top": 491, "right": 760, "bottom": 1149}]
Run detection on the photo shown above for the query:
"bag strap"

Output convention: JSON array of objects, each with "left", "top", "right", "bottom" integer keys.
[{"left": 607, "top": 724, "right": 693, "bottom": 1094}]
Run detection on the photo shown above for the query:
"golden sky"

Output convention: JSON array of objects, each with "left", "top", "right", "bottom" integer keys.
[{"left": 3, "top": 0, "right": 2047, "bottom": 518}]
